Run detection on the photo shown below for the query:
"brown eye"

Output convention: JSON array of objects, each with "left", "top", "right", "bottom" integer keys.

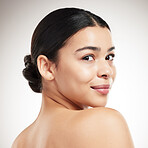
[
  {"left": 105, "top": 54, "right": 115, "bottom": 61},
  {"left": 82, "top": 55, "right": 94, "bottom": 61}
]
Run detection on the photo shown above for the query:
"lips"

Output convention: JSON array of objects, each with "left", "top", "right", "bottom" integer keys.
[{"left": 91, "top": 84, "right": 110, "bottom": 95}]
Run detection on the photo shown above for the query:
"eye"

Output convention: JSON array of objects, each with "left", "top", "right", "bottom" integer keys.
[
  {"left": 105, "top": 54, "right": 115, "bottom": 61},
  {"left": 82, "top": 55, "right": 94, "bottom": 61}
]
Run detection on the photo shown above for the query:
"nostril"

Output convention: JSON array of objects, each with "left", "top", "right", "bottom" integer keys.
[{"left": 101, "top": 74, "right": 108, "bottom": 79}]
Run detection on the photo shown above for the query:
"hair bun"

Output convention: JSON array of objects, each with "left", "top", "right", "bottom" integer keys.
[
  {"left": 24, "top": 55, "right": 32, "bottom": 68},
  {"left": 22, "top": 55, "right": 42, "bottom": 93}
]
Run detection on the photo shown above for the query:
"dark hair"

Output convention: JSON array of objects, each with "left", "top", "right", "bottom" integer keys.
[{"left": 23, "top": 7, "right": 110, "bottom": 93}]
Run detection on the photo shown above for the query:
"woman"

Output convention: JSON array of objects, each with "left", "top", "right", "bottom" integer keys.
[{"left": 12, "top": 7, "right": 134, "bottom": 148}]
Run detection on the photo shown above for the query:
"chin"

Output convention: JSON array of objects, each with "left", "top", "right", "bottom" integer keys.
[
  {"left": 93, "top": 104, "right": 106, "bottom": 108},
  {"left": 87, "top": 100, "right": 107, "bottom": 108}
]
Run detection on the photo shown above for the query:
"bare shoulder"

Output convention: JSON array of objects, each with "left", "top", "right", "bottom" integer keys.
[
  {"left": 70, "top": 107, "right": 134, "bottom": 148},
  {"left": 11, "top": 135, "right": 21, "bottom": 148},
  {"left": 11, "top": 132, "right": 24, "bottom": 148},
  {"left": 11, "top": 126, "right": 31, "bottom": 148}
]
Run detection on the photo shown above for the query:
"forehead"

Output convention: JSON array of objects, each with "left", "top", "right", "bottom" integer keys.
[{"left": 64, "top": 26, "right": 113, "bottom": 49}]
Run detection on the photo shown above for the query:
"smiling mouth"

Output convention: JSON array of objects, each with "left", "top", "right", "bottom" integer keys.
[{"left": 91, "top": 84, "right": 110, "bottom": 95}]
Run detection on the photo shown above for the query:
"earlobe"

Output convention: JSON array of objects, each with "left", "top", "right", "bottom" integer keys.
[{"left": 37, "top": 55, "right": 55, "bottom": 81}]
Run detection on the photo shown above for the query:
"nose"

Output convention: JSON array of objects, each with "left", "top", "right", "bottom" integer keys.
[{"left": 97, "top": 60, "right": 113, "bottom": 79}]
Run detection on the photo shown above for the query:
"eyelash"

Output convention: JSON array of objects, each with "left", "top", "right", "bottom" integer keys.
[
  {"left": 82, "top": 53, "right": 115, "bottom": 62},
  {"left": 105, "top": 54, "right": 115, "bottom": 61},
  {"left": 82, "top": 54, "right": 94, "bottom": 61}
]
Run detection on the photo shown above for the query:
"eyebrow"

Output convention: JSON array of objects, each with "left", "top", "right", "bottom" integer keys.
[
  {"left": 108, "top": 46, "right": 115, "bottom": 52},
  {"left": 75, "top": 46, "right": 115, "bottom": 53}
]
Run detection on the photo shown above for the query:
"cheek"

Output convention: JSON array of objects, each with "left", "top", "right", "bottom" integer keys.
[
  {"left": 74, "top": 66, "right": 95, "bottom": 83},
  {"left": 55, "top": 62, "right": 96, "bottom": 92}
]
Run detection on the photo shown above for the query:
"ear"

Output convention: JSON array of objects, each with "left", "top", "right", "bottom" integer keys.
[{"left": 37, "top": 55, "right": 55, "bottom": 81}]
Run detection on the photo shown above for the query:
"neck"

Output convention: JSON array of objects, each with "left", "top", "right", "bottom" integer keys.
[{"left": 41, "top": 90, "right": 88, "bottom": 111}]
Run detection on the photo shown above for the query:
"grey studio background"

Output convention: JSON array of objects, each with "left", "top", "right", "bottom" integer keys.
[{"left": 0, "top": 0, "right": 148, "bottom": 147}]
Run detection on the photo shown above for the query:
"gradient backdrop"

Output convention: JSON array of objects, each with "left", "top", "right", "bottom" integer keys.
[{"left": 0, "top": 0, "right": 148, "bottom": 147}]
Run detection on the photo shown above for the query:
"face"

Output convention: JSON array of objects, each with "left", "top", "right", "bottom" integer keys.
[{"left": 53, "top": 26, "right": 116, "bottom": 109}]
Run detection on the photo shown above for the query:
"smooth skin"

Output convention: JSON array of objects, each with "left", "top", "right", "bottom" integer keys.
[{"left": 12, "top": 26, "right": 134, "bottom": 148}]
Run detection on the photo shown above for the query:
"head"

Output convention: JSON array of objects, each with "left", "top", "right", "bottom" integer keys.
[{"left": 23, "top": 7, "right": 116, "bottom": 108}]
